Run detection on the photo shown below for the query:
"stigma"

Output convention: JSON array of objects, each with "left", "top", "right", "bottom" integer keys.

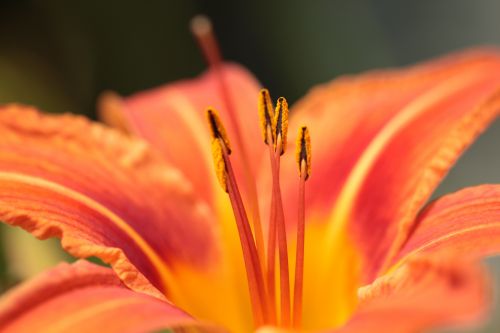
[{"left": 206, "top": 92, "right": 311, "bottom": 329}]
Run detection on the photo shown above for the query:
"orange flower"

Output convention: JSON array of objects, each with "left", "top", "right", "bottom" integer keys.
[{"left": 0, "top": 40, "right": 500, "bottom": 332}]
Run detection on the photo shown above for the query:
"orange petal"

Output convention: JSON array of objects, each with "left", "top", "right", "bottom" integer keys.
[
  {"left": 335, "top": 256, "right": 489, "bottom": 333},
  {"left": 0, "top": 105, "right": 220, "bottom": 300},
  {"left": 98, "top": 62, "right": 263, "bottom": 204},
  {"left": 0, "top": 260, "right": 210, "bottom": 333},
  {"left": 394, "top": 184, "right": 500, "bottom": 266},
  {"left": 275, "top": 48, "right": 500, "bottom": 281}
]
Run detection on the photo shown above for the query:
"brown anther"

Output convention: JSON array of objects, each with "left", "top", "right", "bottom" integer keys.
[
  {"left": 295, "top": 126, "right": 311, "bottom": 180},
  {"left": 259, "top": 89, "right": 275, "bottom": 144},
  {"left": 206, "top": 108, "right": 232, "bottom": 191},
  {"left": 273, "top": 97, "right": 289, "bottom": 155}
]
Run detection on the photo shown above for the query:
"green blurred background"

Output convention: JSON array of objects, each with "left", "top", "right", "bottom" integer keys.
[{"left": 0, "top": 0, "right": 499, "bottom": 332}]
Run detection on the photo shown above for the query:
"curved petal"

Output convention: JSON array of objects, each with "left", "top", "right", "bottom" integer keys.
[
  {"left": 98, "top": 62, "right": 263, "bottom": 204},
  {"left": 0, "top": 105, "right": 220, "bottom": 300},
  {"left": 336, "top": 256, "right": 489, "bottom": 333},
  {"left": 273, "top": 48, "right": 500, "bottom": 281},
  {"left": 0, "top": 260, "right": 212, "bottom": 333},
  {"left": 394, "top": 184, "right": 500, "bottom": 266}
]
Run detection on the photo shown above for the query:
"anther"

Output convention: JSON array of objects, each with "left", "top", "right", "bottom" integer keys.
[
  {"left": 259, "top": 89, "right": 275, "bottom": 144},
  {"left": 207, "top": 108, "right": 232, "bottom": 152},
  {"left": 207, "top": 108, "right": 232, "bottom": 192},
  {"left": 273, "top": 97, "right": 289, "bottom": 155},
  {"left": 295, "top": 126, "right": 311, "bottom": 180}
]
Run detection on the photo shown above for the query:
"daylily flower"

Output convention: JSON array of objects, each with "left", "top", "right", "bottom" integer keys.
[{"left": 1, "top": 22, "right": 500, "bottom": 332}]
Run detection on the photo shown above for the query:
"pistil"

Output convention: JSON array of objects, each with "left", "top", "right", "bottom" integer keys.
[{"left": 191, "top": 15, "right": 266, "bottom": 267}]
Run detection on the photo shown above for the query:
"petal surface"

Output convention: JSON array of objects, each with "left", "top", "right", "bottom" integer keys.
[
  {"left": 334, "top": 256, "right": 489, "bottom": 333},
  {"left": 0, "top": 260, "right": 208, "bottom": 333},
  {"left": 99, "top": 62, "right": 263, "bottom": 204},
  {"left": 0, "top": 105, "right": 219, "bottom": 299},
  {"left": 274, "top": 48, "right": 500, "bottom": 281},
  {"left": 394, "top": 184, "right": 500, "bottom": 266}
]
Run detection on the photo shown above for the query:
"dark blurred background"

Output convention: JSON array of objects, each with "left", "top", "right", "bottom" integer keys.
[
  {"left": 0, "top": 1, "right": 499, "bottom": 332},
  {"left": 2, "top": 0, "right": 500, "bottom": 116}
]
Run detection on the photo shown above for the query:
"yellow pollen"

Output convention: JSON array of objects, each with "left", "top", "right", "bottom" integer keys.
[
  {"left": 206, "top": 108, "right": 232, "bottom": 191},
  {"left": 210, "top": 139, "right": 228, "bottom": 192},
  {"left": 258, "top": 89, "right": 275, "bottom": 144},
  {"left": 274, "top": 97, "right": 289, "bottom": 155},
  {"left": 295, "top": 126, "right": 311, "bottom": 180}
]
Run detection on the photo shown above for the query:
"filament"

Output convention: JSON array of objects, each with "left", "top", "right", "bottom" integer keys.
[
  {"left": 293, "top": 161, "right": 307, "bottom": 327},
  {"left": 293, "top": 126, "right": 310, "bottom": 327},
  {"left": 266, "top": 126, "right": 278, "bottom": 325}
]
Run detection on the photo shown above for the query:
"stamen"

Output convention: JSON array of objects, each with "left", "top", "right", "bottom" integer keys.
[
  {"left": 259, "top": 89, "right": 275, "bottom": 144},
  {"left": 273, "top": 97, "right": 289, "bottom": 155},
  {"left": 259, "top": 91, "right": 278, "bottom": 324},
  {"left": 293, "top": 126, "right": 311, "bottom": 327},
  {"left": 267, "top": 98, "right": 291, "bottom": 326},
  {"left": 191, "top": 15, "right": 266, "bottom": 268},
  {"left": 206, "top": 109, "right": 268, "bottom": 326}
]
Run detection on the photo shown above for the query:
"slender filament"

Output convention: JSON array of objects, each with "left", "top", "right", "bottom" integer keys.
[
  {"left": 266, "top": 126, "right": 278, "bottom": 325},
  {"left": 293, "top": 161, "right": 307, "bottom": 327},
  {"left": 272, "top": 135, "right": 291, "bottom": 326}
]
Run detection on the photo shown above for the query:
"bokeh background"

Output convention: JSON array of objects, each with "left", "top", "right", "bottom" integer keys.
[{"left": 1, "top": 0, "right": 500, "bottom": 332}]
